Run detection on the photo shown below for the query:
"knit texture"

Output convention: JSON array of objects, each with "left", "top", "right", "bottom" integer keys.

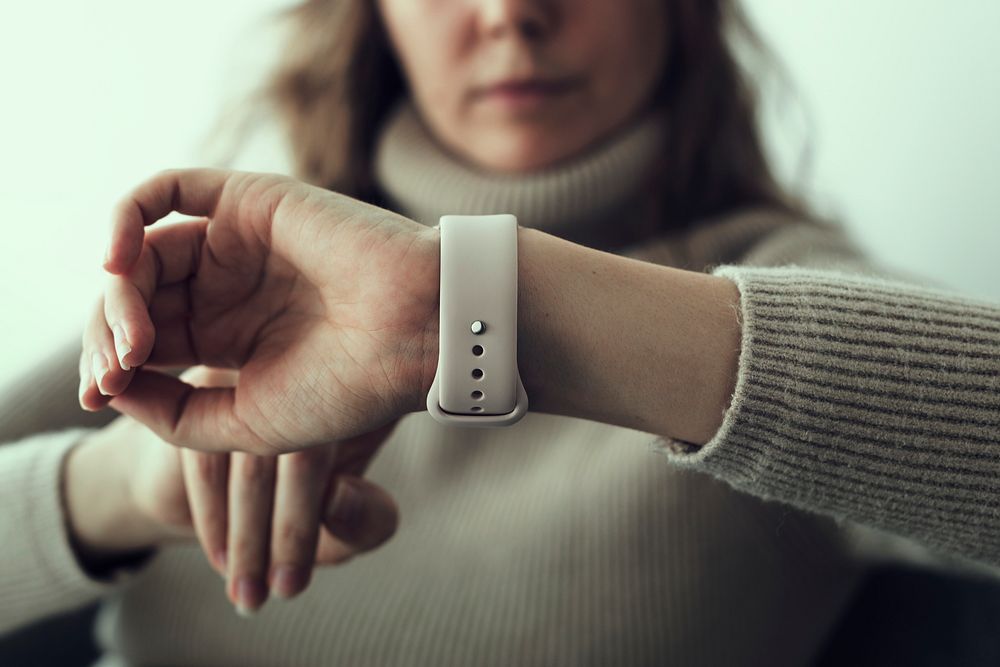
[
  {"left": 0, "top": 428, "right": 121, "bottom": 634},
  {"left": 2, "top": 99, "right": 998, "bottom": 665},
  {"left": 374, "top": 99, "right": 668, "bottom": 251},
  {"left": 652, "top": 263, "right": 1000, "bottom": 568}
]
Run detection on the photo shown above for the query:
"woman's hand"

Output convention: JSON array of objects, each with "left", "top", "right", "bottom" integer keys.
[
  {"left": 172, "top": 367, "right": 400, "bottom": 613},
  {"left": 67, "top": 366, "right": 400, "bottom": 613},
  {"left": 79, "top": 168, "right": 440, "bottom": 455}
]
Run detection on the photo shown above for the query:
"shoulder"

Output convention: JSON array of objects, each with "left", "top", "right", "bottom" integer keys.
[{"left": 624, "top": 205, "right": 861, "bottom": 272}]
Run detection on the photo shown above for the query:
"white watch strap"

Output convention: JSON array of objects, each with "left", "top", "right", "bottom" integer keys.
[{"left": 426, "top": 214, "right": 528, "bottom": 427}]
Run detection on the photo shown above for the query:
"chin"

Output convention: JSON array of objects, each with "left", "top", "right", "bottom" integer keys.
[{"left": 464, "top": 131, "right": 593, "bottom": 174}]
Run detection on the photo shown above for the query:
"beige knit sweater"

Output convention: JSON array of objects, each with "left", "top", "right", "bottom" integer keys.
[{"left": 1, "top": 100, "right": 999, "bottom": 666}]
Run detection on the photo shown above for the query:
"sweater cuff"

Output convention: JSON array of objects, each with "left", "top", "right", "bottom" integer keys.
[
  {"left": 649, "top": 263, "right": 937, "bottom": 471},
  {"left": 0, "top": 429, "right": 142, "bottom": 633},
  {"left": 647, "top": 264, "right": 1000, "bottom": 566}
]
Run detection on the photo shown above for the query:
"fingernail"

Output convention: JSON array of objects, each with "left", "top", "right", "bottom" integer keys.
[
  {"left": 91, "top": 352, "right": 110, "bottom": 396},
  {"left": 112, "top": 324, "right": 132, "bottom": 371},
  {"left": 235, "top": 576, "right": 265, "bottom": 617},
  {"left": 329, "top": 478, "right": 364, "bottom": 527},
  {"left": 78, "top": 354, "right": 92, "bottom": 403},
  {"left": 271, "top": 565, "right": 305, "bottom": 600}
]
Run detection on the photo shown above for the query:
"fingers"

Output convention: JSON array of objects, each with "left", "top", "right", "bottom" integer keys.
[
  {"left": 268, "top": 448, "right": 333, "bottom": 599},
  {"left": 80, "top": 295, "right": 133, "bottom": 411},
  {"left": 181, "top": 449, "right": 230, "bottom": 574},
  {"left": 227, "top": 452, "right": 277, "bottom": 616},
  {"left": 217, "top": 446, "right": 397, "bottom": 613},
  {"left": 105, "top": 168, "right": 232, "bottom": 273},
  {"left": 79, "top": 345, "right": 111, "bottom": 412},
  {"left": 105, "top": 220, "right": 211, "bottom": 368},
  {"left": 82, "top": 219, "right": 213, "bottom": 410},
  {"left": 177, "top": 366, "right": 238, "bottom": 576},
  {"left": 317, "top": 476, "right": 399, "bottom": 565},
  {"left": 78, "top": 350, "right": 104, "bottom": 410},
  {"left": 103, "top": 273, "right": 155, "bottom": 371}
]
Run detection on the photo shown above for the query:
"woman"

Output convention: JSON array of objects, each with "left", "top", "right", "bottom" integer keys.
[{"left": 3, "top": 1, "right": 1000, "bottom": 665}]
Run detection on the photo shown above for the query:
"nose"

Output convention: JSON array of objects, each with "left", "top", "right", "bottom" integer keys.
[{"left": 476, "top": 0, "right": 556, "bottom": 42}]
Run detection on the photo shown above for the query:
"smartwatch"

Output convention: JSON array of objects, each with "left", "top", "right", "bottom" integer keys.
[{"left": 426, "top": 214, "right": 529, "bottom": 427}]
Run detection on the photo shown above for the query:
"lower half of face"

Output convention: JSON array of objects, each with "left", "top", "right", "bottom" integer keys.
[{"left": 379, "top": 0, "right": 669, "bottom": 173}]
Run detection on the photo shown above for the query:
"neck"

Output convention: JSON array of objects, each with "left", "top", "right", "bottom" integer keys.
[{"left": 373, "top": 99, "right": 669, "bottom": 251}]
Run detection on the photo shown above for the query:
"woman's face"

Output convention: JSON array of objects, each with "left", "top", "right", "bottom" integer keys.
[{"left": 377, "top": 0, "right": 668, "bottom": 173}]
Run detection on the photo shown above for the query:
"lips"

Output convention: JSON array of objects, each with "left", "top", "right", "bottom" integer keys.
[
  {"left": 472, "top": 76, "right": 582, "bottom": 108},
  {"left": 481, "top": 77, "right": 578, "bottom": 96}
]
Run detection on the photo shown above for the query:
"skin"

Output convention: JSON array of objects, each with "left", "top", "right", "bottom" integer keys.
[
  {"left": 70, "top": 168, "right": 740, "bottom": 614},
  {"left": 63, "top": 0, "right": 738, "bottom": 617},
  {"left": 68, "top": 368, "right": 402, "bottom": 613},
  {"left": 72, "top": 172, "right": 436, "bottom": 614},
  {"left": 377, "top": 0, "right": 669, "bottom": 172}
]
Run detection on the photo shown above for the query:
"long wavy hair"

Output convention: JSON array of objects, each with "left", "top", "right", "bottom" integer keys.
[{"left": 229, "top": 0, "right": 806, "bottom": 230}]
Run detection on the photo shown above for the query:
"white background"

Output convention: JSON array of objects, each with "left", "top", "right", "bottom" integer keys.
[{"left": 1, "top": 1, "right": 998, "bottom": 383}]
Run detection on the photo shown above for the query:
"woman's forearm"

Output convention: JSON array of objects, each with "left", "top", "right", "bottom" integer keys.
[
  {"left": 516, "top": 226, "right": 742, "bottom": 443},
  {"left": 62, "top": 430, "right": 162, "bottom": 575},
  {"left": 417, "top": 225, "right": 742, "bottom": 443}
]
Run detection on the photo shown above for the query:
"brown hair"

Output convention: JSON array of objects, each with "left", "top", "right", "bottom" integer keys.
[{"left": 234, "top": 0, "right": 806, "bottom": 229}]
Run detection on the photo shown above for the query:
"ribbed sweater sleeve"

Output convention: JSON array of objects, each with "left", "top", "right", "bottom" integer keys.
[
  {"left": 649, "top": 219, "right": 1000, "bottom": 569},
  {"left": 0, "top": 429, "right": 134, "bottom": 636},
  {"left": 0, "top": 339, "right": 133, "bottom": 636}
]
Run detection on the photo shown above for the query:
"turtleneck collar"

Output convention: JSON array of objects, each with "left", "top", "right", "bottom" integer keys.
[{"left": 373, "top": 98, "right": 668, "bottom": 251}]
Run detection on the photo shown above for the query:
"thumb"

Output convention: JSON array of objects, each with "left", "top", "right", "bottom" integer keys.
[
  {"left": 317, "top": 476, "right": 399, "bottom": 564},
  {"left": 109, "top": 369, "right": 272, "bottom": 454}
]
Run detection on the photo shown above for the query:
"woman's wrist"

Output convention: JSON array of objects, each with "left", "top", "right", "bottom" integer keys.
[{"left": 62, "top": 428, "right": 162, "bottom": 577}]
